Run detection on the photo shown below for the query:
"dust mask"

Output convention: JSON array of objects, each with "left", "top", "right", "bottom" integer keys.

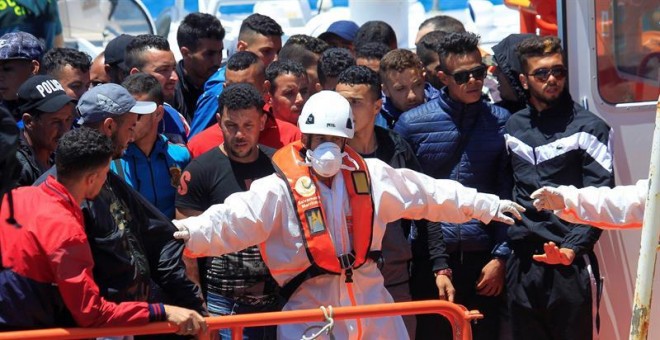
[{"left": 304, "top": 142, "right": 358, "bottom": 178}]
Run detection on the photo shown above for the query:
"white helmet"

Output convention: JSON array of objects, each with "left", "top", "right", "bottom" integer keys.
[{"left": 298, "top": 90, "right": 355, "bottom": 139}]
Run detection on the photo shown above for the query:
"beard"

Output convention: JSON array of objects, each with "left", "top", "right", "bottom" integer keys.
[
  {"left": 529, "top": 83, "right": 564, "bottom": 109},
  {"left": 226, "top": 139, "right": 257, "bottom": 160},
  {"left": 110, "top": 130, "right": 127, "bottom": 159}
]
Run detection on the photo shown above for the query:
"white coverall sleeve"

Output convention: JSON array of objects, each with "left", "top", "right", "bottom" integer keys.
[
  {"left": 367, "top": 158, "right": 500, "bottom": 224},
  {"left": 555, "top": 179, "right": 648, "bottom": 229},
  {"left": 177, "top": 175, "right": 284, "bottom": 257}
]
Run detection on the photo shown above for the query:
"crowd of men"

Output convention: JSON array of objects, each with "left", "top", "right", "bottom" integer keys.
[{"left": 0, "top": 10, "right": 613, "bottom": 340}]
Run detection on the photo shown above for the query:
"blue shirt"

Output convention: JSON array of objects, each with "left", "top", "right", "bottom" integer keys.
[
  {"left": 163, "top": 104, "right": 188, "bottom": 144},
  {"left": 111, "top": 134, "right": 191, "bottom": 218},
  {"left": 189, "top": 66, "right": 226, "bottom": 138}
]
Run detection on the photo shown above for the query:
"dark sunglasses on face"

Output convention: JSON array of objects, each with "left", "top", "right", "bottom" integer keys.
[
  {"left": 528, "top": 66, "right": 568, "bottom": 82},
  {"left": 447, "top": 64, "right": 488, "bottom": 85}
]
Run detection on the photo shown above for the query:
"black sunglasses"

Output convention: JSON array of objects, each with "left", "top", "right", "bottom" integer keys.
[
  {"left": 528, "top": 66, "right": 568, "bottom": 82},
  {"left": 446, "top": 64, "right": 488, "bottom": 85}
]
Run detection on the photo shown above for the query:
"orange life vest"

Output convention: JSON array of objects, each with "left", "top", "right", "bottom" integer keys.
[{"left": 271, "top": 141, "right": 375, "bottom": 275}]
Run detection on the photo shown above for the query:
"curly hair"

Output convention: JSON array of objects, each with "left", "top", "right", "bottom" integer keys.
[
  {"left": 285, "top": 34, "right": 329, "bottom": 54},
  {"left": 227, "top": 51, "right": 261, "bottom": 71},
  {"left": 56, "top": 127, "right": 113, "bottom": 180},
  {"left": 436, "top": 32, "right": 481, "bottom": 68},
  {"left": 355, "top": 42, "right": 390, "bottom": 61},
  {"left": 121, "top": 73, "right": 164, "bottom": 105},
  {"left": 41, "top": 48, "right": 92, "bottom": 75},
  {"left": 218, "top": 83, "right": 265, "bottom": 115},
  {"left": 379, "top": 49, "right": 423, "bottom": 76},
  {"left": 354, "top": 21, "right": 397, "bottom": 50},
  {"left": 239, "top": 13, "right": 283, "bottom": 41},
  {"left": 418, "top": 15, "right": 465, "bottom": 33},
  {"left": 125, "top": 34, "right": 171, "bottom": 70},
  {"left": 317, "top": 48, "right": 356, "bottom": 86},
  {"left": 265, "top": 59, "right": 307, "bottom": 94},
  {"left": 337, "top": 65, "right": 381, "bottom": 100},
  {"left": 516, "top": 35, "right": 564, "bottom": 73},
  {"left": 177, "top": 13, "right": 225, "bottom": 50},
  {"left": 416, "top": 31, "right": 447, "bottom": 69}
]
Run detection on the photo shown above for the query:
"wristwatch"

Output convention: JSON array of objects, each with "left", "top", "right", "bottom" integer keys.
[{"left": 434, "top": 268, "right": 453, "bottom": 280}]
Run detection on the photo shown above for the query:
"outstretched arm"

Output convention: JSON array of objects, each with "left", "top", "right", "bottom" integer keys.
[
  {"left": 173, "top": 175, "right": 283, "bottom": 257},
  {"left": 531, "top": 180, "right": 647, "bottom": 229},
  {"left": 367, "top": 158, "right": 524, "bottom": 225}
]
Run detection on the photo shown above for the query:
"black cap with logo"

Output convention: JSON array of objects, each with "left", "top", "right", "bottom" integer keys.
[{"left": 17, "top": 75, "right": 75, "bottom": 113}]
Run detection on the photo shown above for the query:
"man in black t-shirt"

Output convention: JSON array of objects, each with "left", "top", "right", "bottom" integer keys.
[{"left": 175, "top": 83, "right": 280, "bottom": 339}]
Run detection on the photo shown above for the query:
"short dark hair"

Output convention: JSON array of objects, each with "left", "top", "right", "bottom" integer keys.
[
  {"left": 238, "top": 14, "right": 283, "bottom": 41},
  {"left": 56, "top": 127, "right": 113, "bottom": 180},
  {"left": 355, "top": 42, "right": 390, "bottom": 61},
  {"left": 379, "top": 49, "right": 423, "bottom": 75},
  {"left": 516, "top": 35, "right": 564, "bottom": 73},
  {"left": 284, "top": 34, "right": 329, "bottom": 54},
  {"left": 419, "top": 15, "right": 466, "bottom": 33},
  {"left": 41, "top": 48, "right": 92, "bottom": 75},
  {"left": 125, "top": 34, "right": 171, "bottom": 70},
  {"left": 121, "top": 73, "right": 164, "bottom": 105},
  {"left": 317, "top": 48, "right": 356, "bottom": 87},
  {"left": 436, "top": 32, "right": 480, "bottom": 69},
  {"left": 226, "top": 51, "right": 261, "bottom": 71},
  {"left": 279, "top": 43, "right": 318, "bottom": 70},
  {"left": 354, "top": 21, "right": 397, "bottom": 50},
  {"left": 218, "top": 83, "right": 265, "bottom": 115},
  {"left": 337, "top": 65, "right": 381, "bottom": 100},
  {"left": 177, "top": 13, "right": 225, "bottom": 51},
  {"left": 416, "top": 30, "right": 447, "bottom": 69},
  {"left": 265, "top": 59, "right": 306, "bottom": 94}
]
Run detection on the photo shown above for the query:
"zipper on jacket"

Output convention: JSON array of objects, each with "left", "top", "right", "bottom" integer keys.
[
  {"left": 532, "top": 147, "right": 541, "bottom": 188},
  {"left": 454, "top": 154, "right": 463, "bottom": 264},
  {"left": 146, "top": 157, "right": 158, "bottom": 208},
  {"left": 456, "top": 105, "right": 468, "bottom": 264}
]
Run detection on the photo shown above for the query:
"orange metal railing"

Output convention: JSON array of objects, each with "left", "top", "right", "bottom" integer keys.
[{"left": 0, "top": 300, "right": 483, "bottom": 340}]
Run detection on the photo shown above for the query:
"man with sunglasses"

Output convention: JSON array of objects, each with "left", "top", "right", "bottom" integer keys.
[
  {"left": 394, "top": 32, "right": 512, "bottom": 340},
  {"left": 504, "top": 35, "right": 613, "bottom": 340}
]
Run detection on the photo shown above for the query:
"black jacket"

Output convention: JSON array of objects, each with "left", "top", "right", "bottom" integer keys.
[
  {"left": 35, "top": 169, "right": 206, "bottom": 314},
  {"left": 504, "top": 92, "right": 614, "bottom": 255},
  {"left": 172, "top": 60, "right": 204, "bottom": 124},
  {"left": 369, "top": 126, "right": 421, "bottom": 286},
  {"left": 15, "top": 131, "right": 49, "bottom": 187},
  {"left": 492, "top": 33, "right": 534, "bottom": 113}
]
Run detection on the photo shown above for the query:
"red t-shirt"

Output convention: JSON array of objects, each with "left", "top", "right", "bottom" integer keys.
[{"left": 188, "top": 113, "right": 301, "bottom": 158}]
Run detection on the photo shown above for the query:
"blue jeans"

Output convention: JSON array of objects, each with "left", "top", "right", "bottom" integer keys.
[{"left": 207, "top": 292, "right": 280, "bottom": 340}]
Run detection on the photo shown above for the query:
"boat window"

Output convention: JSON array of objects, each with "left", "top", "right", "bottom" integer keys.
[{"left": 595, "top": 0, "right": 659, "bottom": 104}]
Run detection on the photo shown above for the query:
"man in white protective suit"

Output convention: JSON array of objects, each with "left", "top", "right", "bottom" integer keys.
[{"left": 172, "top": 90, "right": 524, "bottom": 339}]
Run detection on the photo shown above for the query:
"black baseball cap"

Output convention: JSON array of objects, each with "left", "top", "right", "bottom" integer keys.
[
  {"left": 17, "top": 75, "right": 75, "bottom": 113},
  {"left": 104, "top": 34, "right": 135, "bottom": 70}
]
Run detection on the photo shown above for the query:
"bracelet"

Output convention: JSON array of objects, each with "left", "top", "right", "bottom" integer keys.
[{"left": 434, "top": 268, "right": 453, "bottom": 280}]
